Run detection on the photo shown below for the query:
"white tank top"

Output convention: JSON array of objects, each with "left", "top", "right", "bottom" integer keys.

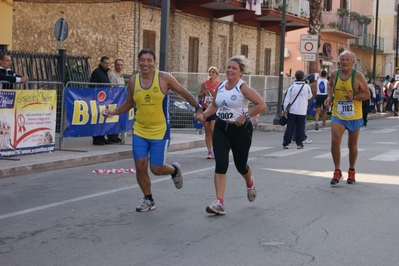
[
  {"left": 317, "top": 78, "right": 328, "bottom": 95},
  {"left": 215, "top": 79, "right": 249, "bottom": 122}
]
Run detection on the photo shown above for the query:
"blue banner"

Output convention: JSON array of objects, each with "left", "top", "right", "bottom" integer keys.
[{"left": 63, "top": 87, "right": 134, "bottom": 137}]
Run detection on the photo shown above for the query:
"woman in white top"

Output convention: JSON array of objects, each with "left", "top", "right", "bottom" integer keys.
[{"left": 196, "top": 56, "right": 266, "bottom": 215}]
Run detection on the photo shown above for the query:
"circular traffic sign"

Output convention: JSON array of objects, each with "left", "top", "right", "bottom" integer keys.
[{"left": 304, "top": 42, "right": 314, "bottom": 52}]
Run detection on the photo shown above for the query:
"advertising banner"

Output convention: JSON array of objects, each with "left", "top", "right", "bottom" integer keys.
[
  {"left": 63, "top": 87, "right": 134, "bottom": 137},
  {"left": 0, "top": 90, "right": 57, "bottom": 156}
]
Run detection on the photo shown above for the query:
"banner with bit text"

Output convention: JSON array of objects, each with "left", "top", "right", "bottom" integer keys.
[
  {"left": 63, "top": 87, "right": 134, "bottom": 137},
  {"left": 0, "top": 90, "right": 57, "bottom": 157}
]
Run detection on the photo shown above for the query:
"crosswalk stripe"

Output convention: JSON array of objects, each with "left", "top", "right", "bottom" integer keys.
[
  {"left": 369, "top": 150, "right": 399, "bottom": 161},
  {"left": 169, "top": 146, "right": 273, "bottom": 155},
  {"left": 314, "top": 148, "right": 366, "bottom": 159},
  {"left": 264, "top": 147, "right": 319, "bottom": 157},
  {"left": 371, "top": 129, "right": 398, "bottom": 134}
]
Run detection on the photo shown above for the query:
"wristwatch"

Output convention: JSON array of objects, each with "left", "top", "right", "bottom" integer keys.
[
  {"left": 195, "top": 104, "right": 202, "bottom": 111},
  {"left": 245, "top": 112, "right": 251, "bottom": 119}
]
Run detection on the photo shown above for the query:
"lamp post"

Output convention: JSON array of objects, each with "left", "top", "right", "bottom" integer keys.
[
  {"left": 159, "top": 0, "right": 170, "bottom": 71},
  {"left": 273, "top": 0, "right": 287, "bottom": 125},
  {"left": 372, "top": 0, "right": 379, "bottom": 81}
]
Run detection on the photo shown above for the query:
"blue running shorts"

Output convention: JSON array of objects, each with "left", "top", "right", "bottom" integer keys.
[
  {"left": 331, "top": 116, "right": 363, "bottom": 132},
  {"left": 132, "top": 134, "right": 170, "bottom": 166}
]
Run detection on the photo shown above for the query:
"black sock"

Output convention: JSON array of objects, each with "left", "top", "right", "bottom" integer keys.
[
  {"left": 171, "top": 165, "right": 178, "bottom": 178},
  {"left": 144, "top": 194, "right": 154, "bottom": 202},
  {"left": 349, "top": 168, "right": 355, "bottom": 171}
]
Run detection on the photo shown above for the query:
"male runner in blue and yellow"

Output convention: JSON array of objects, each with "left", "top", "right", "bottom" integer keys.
[
  {"left": 103, "top": 49, "right": 203, "bottom": 212},
  {"left": 324, "top": 51, "right": 370, "bottom": 185}
]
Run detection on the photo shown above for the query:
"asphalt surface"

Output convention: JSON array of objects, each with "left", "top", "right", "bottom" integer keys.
[{"left": 0, "top": 113, "right": 390, "bottom": 178}]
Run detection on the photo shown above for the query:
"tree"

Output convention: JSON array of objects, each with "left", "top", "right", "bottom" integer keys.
[{"left": 308, "top": 0, "right": 323, "bottom": 74}]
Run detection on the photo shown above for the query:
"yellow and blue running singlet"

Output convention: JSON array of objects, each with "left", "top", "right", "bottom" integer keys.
[
  {"left": 133, "top": 70, "right": 170, "bottom": 140},
  {"left": 332, "top": 69, "right": 362, "bottom": 120}
]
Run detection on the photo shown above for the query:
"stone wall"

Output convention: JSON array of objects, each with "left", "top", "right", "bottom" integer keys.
[{"left": 12, "top": 1, "right": 279, "bottom": 76}]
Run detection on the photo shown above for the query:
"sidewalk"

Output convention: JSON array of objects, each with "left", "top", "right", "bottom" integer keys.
[{"left": 0, "top": 113, "right": 390, "bottom": 178}]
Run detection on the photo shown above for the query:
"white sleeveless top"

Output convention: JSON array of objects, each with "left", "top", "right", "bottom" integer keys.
[
  {"left": 317, "top": 78, "right": 328, "bottom": 95},
  {"left": 215, "top": 79, "right": 249, "bottom": 122}
]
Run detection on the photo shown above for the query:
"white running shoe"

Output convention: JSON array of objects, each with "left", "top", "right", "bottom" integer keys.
[
  {"left": 302, "top": 139, "right": 312, "bottom": 144},
  {"left": 206, "top": 200, "right": 226, "bottom": 215},
  {"left": 172, "top": 162, "right": 183, "bottom": 189},
  {"left": 136, "top": 198, "right": 156, "bottom": 212},
  {"left": 247, "top": 177, "right": 257, "bottom": 202}
]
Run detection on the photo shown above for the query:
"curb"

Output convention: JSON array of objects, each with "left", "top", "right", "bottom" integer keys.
[{"left": 0, "top": 140, "right": 206, "bottom": 178}]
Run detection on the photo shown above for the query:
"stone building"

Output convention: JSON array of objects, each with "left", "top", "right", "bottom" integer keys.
[{"left": 11, "top": 0, "right": 309, "bottom": 75}]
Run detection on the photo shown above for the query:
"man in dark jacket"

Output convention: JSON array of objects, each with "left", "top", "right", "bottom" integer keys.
[
  {"left": 0, "top": 54, "right": 29, "bottom": 89},
  {"left": 90, "top": 56, "right": 111, "bottom": 145}
]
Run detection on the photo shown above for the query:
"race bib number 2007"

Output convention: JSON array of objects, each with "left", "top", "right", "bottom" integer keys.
[{"left": 337, "top": 100, "right": 354, "bottom": 117}]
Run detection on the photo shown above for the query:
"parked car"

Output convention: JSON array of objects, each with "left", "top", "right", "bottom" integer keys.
[{"left": 169, "top": 93, "right": 196, "bottom": 128}]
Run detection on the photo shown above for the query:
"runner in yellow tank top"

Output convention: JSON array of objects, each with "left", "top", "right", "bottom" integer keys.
[
  {"left": 324, "top": 51, "right": 370, "bottom": 186},
  {"left": 102, "top": 49, "right": 203, "bottom": 212}
]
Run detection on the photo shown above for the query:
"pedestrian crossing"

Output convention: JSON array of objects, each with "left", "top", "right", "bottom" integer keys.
[{"left": 169, "top": 146, "right": 399, "bottom": 162}]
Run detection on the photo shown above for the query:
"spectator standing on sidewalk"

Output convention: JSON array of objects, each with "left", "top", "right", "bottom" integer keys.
[
  {"left": 368, "top": 79, "right": 376, "bottom": 113},
  {"left": 199, "top": 66, "right": 220, "bottom": 159},
  {"left": 375, "top": 85, "right": 382, "bottom": 113},
  {"left": 324, "top": 50, "right": 370, "bottom": 185},
  {"left": 90, "top": 56, "right": 112, "bottom": 145},
  {"left": 195, "top": 55, "right": 266, "bottom": 215},
  {"left": 314, "top": 70, "right": 329, "bottom": 130},
  {"left": 107, "top": 58, "right": 125, "bottom": 143},
  {"left": 282, "top": 70, "right": 312, "bottom": 149},
  {"left": 0, "top": 54, "right": 29, "bottom": 89},
  {"left": 103, "top": 49, "right": 203, "bottom": 212}
]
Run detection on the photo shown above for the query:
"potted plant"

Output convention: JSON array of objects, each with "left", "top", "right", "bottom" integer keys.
[
  {"left": 361, "top": 15, "right": 372, "bottom": 25},
  {"left": 337, "top": 8, "right": 349, "bottom": 16},
  {"left": 328, "top": 21, "right": 337, "bottom": 28},
  {"left": 350, "top": 11, "right": 361, "bottom": 21}
]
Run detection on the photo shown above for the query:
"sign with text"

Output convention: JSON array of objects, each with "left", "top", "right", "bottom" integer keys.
[
  {"left": 300, "top": 34, "right": 319, "bottom": 54},
  {"left": 301, "top": 54, "right": 316, "bottom": 61},
  {"left": 63, "top": 87, "right": 134, "bottom": 137},
  {"left": 0, "top": 90, "right": 57, "bottom": 157}
]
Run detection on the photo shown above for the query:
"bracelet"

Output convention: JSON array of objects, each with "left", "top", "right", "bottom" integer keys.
[{"left": 245, "top": 112, "right": 251, "bottom": 119}]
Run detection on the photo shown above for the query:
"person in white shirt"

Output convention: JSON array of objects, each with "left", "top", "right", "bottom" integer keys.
[
  {"left": 314, "top": 70, "right": 328, "bottom": 130},
  {"left": 107, "top": 59, "right": 125, "bottom": 143},
  {"left": 282, "top": 70, "right": 313, "bottom": 149}
]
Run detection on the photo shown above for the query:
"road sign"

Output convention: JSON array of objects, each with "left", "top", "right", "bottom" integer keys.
[
  {"left": 300, "top": 34, "right": 318, "bottom": 54},
  {"left": 54, "top": 18, "right": 68, "bottom": 49},
  {"left": 301, "top": 54, "right": 316, "bottom": 61}
]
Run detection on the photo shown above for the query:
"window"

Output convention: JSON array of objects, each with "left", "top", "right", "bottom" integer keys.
[
  {"left": 340, "top": 0, "right": 347, "bottom": 9},
  {"left": 241, "top": 45, "right": 249, "bottom": 58},
  {"left": 188, "top": 37, "right": 199, "bottom": 72},
  {"left": 264, "top": 48, "right": 271, "bottom": 75},
  {"left": 323, "top": 0, "right": 332, "bottom": 12},
  {"left": 143, "top": 30, "right": 156, "bottom": 52}
]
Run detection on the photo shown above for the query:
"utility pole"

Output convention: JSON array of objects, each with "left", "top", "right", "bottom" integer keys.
[
  {"left": 372, "top": 0, "right": 379, "bottom": 81},
  {"left": 273, "top": 0, "right": 287, "bottom": 125},
  {"left": 159, "top": 0, "right": 170, "bottom": 71}
]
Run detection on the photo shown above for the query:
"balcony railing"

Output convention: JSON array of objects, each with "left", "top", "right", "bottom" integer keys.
[
  {"left": 321, "top": 12, "right": 365, "bottom": 38},
  {"left": 351, "top": 33, "right": 384, "bottom": 52},
  {"left": 261, "top": 0, "right": 309, "bottom": 19}
]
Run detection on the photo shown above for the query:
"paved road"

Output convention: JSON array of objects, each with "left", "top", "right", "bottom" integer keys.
[{"left": 1, "top": 117, "right": 399, "bottom": 266}]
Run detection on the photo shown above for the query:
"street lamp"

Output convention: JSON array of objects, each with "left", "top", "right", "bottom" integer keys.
[
  {"left": 273, "top": 0, "right": 287, "bottom": 125},
  {"left": 372, "top": 0, "right": 379, "bottom": 81}
]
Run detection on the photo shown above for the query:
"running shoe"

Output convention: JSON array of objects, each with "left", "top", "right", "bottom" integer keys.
[
  {"left": 297, "top": 145, "right": 303, "bottom": 149},
  {"left": 347, "top": 170, "right": 356, "bottom": 184},
  {"left": 172, "top": 162, "right": 183, "bottom": 189},
  {"left": 247, "top": 177, "right": 257, "bottom": 202},
  {"left": 302, "top": 139, "right": 312, "bottom": 144},
  {"left": 315, "top": 122, "right": 319, "bottom": 130},
  {"left": 330, "top": 170, "right": 343, "bottom": 185},
  {"left": 321, "top": 126, "right": 326, "bottom": 130},
  {"left": 283, "top": 146, "right": 289, "bottom": 149},
  {"left": 136, "top": 198, "right": 156, "bottom": 212},
  {"left": 206, "top": 200, "right": 226, "bottom": 215},
  {"left": 206, "top": 150, "right": 212, "bottom": 159}
]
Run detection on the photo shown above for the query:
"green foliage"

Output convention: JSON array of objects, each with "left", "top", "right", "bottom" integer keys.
[{"left": 362, "top": 61, "right": 382, "bottom": 80}]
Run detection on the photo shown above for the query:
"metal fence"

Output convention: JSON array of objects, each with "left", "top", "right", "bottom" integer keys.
[{"left": 0, "top": 49, "right": 91, "bottom": 83}]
